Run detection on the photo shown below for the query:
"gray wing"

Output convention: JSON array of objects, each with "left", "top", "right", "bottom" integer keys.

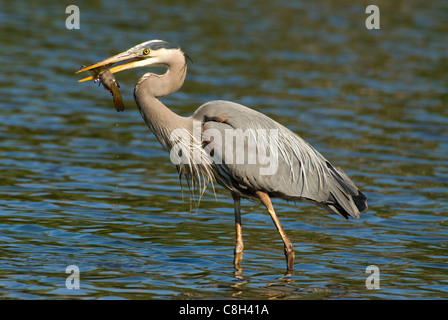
[{"left": 191, "top": 100, "right": 367, "bottom": 219}]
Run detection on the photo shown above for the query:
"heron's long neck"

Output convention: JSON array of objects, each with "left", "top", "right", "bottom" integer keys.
[{"left": 133, "top": 59, "right": 191, "bottom": 150}]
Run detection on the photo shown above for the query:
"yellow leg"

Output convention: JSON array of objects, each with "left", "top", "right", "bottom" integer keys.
[
  {"left": 232, "top": 194, "right": 244, "bottom": 271},
  {"left": 256, "top": 191, "right": 295, "bottom": 273}
]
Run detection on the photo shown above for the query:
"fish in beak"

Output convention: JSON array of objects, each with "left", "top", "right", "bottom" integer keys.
[{"left": 77, "top": 51, "right": 145, "bottom": 112}]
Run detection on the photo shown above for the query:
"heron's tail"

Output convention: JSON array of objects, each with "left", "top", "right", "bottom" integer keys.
[{"left": 323, "top": 162, "right": 368, "bottom": 220}]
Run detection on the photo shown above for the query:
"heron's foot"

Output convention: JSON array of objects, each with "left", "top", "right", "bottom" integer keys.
[
  {"left": 234, "top": 246, "right": 244, "bottom": 270},
  {"left": 233, "top": 253, "right": 244, "bottom": 277}
]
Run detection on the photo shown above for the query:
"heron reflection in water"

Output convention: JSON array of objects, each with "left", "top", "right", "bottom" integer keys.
[{"left": 78, "top": 40, "right": 367, "bottom": 274}]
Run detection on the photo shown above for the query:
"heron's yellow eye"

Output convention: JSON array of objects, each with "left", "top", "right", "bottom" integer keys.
[{"left": 143, "top": 49, "right": 150, "bottom": 55}]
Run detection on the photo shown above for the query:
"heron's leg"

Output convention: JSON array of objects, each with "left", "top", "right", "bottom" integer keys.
[
  {"left": 256, "top": 191, "right": 295, "bottom": 273},
  {"left": 232, "top": 193, "right": 244, "bottom": 270}
]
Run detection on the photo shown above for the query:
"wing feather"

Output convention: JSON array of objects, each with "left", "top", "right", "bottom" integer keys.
[{"left": 191, "top": 100, "right": 367, "bottom": 219}]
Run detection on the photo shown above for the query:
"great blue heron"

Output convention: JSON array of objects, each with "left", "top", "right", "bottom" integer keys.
[{"left": 78, "top": 40, "right": 367, "bottom": 273}]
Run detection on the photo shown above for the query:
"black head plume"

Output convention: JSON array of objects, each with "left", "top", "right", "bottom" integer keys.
[{"left": 184, "top": 53, "right": 193, "bottom": 64}]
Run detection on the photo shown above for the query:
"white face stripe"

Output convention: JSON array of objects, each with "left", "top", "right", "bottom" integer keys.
[
  {"left": 132, "top": 47, "right": 185, "bottom": 69},
  {"left": 128, "top": 40, "right": 178, "bottom": 54}
]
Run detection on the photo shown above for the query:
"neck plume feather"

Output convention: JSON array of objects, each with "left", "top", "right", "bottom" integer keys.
[
  {"left": 133, "top": 50, "right": 216, "bottom": 200},
  {"left": 133, "top": 50, "right": 188, "bottom": 145}
]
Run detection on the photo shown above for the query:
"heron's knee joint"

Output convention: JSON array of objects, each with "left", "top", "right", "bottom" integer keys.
[
  {"left": 235, "top": 243, "right": 244, "bottom": 253},
  {"left": 284, "top": 243, "right": 295, "bottom": 255}
]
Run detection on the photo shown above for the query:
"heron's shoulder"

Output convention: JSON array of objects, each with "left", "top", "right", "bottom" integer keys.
[
  {"left": 193, "top": 100, "right": 252, "bottom": 116},
  {"left": 192, "top": 100, "right": 274, "bottom": 125}
]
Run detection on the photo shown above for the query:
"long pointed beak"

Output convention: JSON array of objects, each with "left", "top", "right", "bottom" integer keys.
[{"left": 77, "top": 51, "right": 144, "bottom": 82}]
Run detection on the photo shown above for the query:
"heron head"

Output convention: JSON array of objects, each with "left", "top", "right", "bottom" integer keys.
[{"left": 77, "top": 40, "right": 185, "bottom": 82}]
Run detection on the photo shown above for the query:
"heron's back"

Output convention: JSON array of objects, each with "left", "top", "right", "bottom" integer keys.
[{"left": 191, "top": 100, "right": 367, "bottom": 219}]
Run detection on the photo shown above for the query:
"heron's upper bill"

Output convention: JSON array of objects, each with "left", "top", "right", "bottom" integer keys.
[{"left": 76, "top": 51, "right": 146, "bottom": 82}]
